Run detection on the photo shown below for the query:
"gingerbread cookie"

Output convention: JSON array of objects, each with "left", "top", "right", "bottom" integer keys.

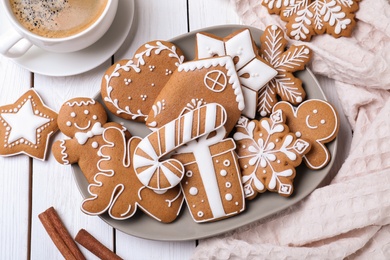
[
  {"left": 0, "top": 89, "right": 58, "bottom": 160},
  {"left": 52, "top": 97, "right": 125, "bottom": 183},
  {"left": 233, "top": 111, "right": 311, "bottom": 199},
  {"left": 173, "top": 128, "right": 245, "bottom": 223},
  {"left": 101, "top": 40, "right": 185, "bottom": 122},
  {"left": 81, "top": 126, "right": 184, "bottom": 222},
  {"left": 258, "top": 25, "right": 312, "bottom": 117},
  {"left": 195, "top": 29, "right": 277, "bottom": 118},
  {"left": 273, "top": 99, "right": 339, "bottom": 170},
  {"left": 262, "top": 0, "right": 360, "bottom": 41},
  {"left": 134, "top": 103, "right": 227, "bottom": 191},
  {"left": 146, "top": 56, "right": 243, "bottom": 134}
]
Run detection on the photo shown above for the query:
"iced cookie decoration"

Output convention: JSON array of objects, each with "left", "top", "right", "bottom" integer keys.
[
  {"left": 173, "top": 128, "right": 245, "bottom": 223},
  {"left": 146, "top": 56, "right": 243, "bottom": 134},
  {"left": 273, "top": 99, "right": 339, "bottom": 170},
  {"left": 195, "top": 29, "right": 277, "bottom": 118},
  {"left": 81, "top": 126, "right": 184, "bottom": 222},
  {"left": 262, "top": 0, "right": 360, "bottom": 41},
  {"left": 134, "top": 103, "right": 227, "bottom": 191},
  {"left": 233, "top": 111, "right": 311, "bottom": 199},
  {"left": 101, "top": 40, "right": 185, "bottom": 122},
  {"left": 257, "top": 25, "right": 312, "bottom": 117},
  {"left": 0, "top": 89, "right": 58, "bottom": 160},
  {"left": 52, "top": 98, "right": 124, "bottom": 183}
]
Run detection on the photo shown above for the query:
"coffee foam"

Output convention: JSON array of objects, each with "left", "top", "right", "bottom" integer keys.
[{"left": 10, "top": 0, "right": 108, "bottom": 38}]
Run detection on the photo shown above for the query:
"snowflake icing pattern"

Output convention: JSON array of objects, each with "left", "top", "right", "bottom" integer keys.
[
  {"left": 262, "top": 0, "right": 360, "bottom": 41},
  {"left": 233, "top": 110, "right": 310, "bottom": 199},
  {"left": 258, "top": 25, "right": 311, "bottom": 117}
]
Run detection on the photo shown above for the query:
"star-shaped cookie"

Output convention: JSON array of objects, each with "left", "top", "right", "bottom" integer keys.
[{"left": 0, "top": 89, "right": 58, "bottom": 160}]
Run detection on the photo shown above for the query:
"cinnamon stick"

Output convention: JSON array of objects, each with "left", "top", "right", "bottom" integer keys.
[
  {"left": 38, "top": 207, "right": 85, "bottom": 260},
  {"left": 75, "top": 229, "right": 123, "bottom": 260}
]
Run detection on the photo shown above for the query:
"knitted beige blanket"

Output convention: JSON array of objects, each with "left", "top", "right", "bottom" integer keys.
[{"left": 193, "top": 0, "right": 390, "bottom": 259}]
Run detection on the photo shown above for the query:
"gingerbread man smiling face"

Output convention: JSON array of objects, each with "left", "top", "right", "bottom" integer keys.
[
  {"left": 273, "top": 99, "right": 339, "bottom": 170},
  {"left": 53, "top": 97, "right": 126, "bottom": 183}
]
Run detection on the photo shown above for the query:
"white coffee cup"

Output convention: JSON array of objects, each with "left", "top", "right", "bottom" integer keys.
[{"left": 0, "top": 0, "right": 118, "bottom": 58}]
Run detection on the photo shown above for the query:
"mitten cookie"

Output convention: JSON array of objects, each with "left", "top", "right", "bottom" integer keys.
[
  {"left": 101, "top": 40, "right": 185, "bottom": 122},
  {"left": 233, "top": 111, "right": 311, "bottom": 199},
  {"left": 195, "top": 28, "right": 277, "bottom": 118},
  {"left": 258, "top": 25, "right": 312, "bottom": 117},
  {"left": 262, "top": 0, "right": 360, "bottom": 41},
  {"left": 0, "top": 89, "right": 58, "bottom": 160},
  {"left": 173, "top": 128, "right": 245, "bottom": 223},
  {"left": 273, "top": 99, "right": 339, "bottom": 170},
  {"left": 146, "top": 56, "right": 243, "bottom": 134},
  {"left": 81, "top": 126, "right": 184, "bottom": 222},
  {"left": 52, "top": 97, "right": 126, "bottom": 183}
]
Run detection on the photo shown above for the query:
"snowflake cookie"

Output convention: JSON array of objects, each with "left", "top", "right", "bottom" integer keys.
[
  {"left": 233, "top": 110, "right": 310, "bottom": 199},
  {"left": 262, "top": 0, "right": 360, "bottom": 41},
  {"left": 258, "top": 25, "right": 312, "bottom": 117}
]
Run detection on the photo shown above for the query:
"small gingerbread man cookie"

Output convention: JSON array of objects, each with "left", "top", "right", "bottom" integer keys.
[
  {"left": 233, "top": 111, "right": 311, "bottom": 199},
  {"left": 273, "top": 99, "right": 339, "bottom": 170},
  {"left": 52, "top": 97, "right": 126, "bottom": 183}
]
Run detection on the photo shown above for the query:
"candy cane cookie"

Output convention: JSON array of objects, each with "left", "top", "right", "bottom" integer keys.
[{"left": 133, "top": 103, "right": 227, "bottom": 190}]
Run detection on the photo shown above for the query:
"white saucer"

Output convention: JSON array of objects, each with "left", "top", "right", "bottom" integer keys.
[{"left": 1, "top": 0, "right": 134, "bottom": 77}]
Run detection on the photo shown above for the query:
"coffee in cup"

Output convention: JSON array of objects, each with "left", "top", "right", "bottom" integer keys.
[{"left": 9, "top": 0, "right": 108, "bottom": 38}]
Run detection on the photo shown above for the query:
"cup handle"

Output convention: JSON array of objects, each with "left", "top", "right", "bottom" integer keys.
[{"left": 0, "top": 29, "right": 33, "bottom": 58}]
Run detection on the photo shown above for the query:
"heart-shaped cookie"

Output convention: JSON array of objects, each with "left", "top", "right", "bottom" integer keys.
[{"left": 101, "top": 40, "right": 185, "bottom": 123}]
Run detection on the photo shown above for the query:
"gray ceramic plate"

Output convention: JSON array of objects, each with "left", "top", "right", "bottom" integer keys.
[{"left": 72, "top": 25, "right": 337, "bottom": 241}]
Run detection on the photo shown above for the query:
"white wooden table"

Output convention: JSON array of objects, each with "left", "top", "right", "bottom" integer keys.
[{"left": 0, "top": 0, "right": 351, "bottom": 259}]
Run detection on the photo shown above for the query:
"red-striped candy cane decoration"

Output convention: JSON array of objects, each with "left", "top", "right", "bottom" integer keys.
[{"left": 133, "top": 103, "right": 227, "bottom": 190}]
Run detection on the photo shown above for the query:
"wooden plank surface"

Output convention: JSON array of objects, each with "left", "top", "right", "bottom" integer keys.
[{"left": 0, "top": 0, "right": 352, "bottom": 259}]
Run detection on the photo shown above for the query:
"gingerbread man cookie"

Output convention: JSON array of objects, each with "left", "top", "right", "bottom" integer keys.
[
  {"left": 101, "top": 40, "right": 185, "bottom": 122},
  {"left": 233, "top": 111, "right": 311, "bottom": 199},
  {"left": 52, "top": 97, "right": 126, "bottom": 183},
  {"left": 0, "top": 89, "right": 58, "bottom": 160},
  {"left": 81, "top": 126, "right": 184, "bottom": 222},
  {"left": 258, "top": 25, "right": 312, "bottom": 117},
  {"left": 273, "top": 99, "right": 339, "bottom": 170},
  {"left": 262, "top": 0, "right": 360, "bottom": 41}
]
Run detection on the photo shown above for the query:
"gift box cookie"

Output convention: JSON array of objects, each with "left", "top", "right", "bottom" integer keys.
[{"left": 173, "top": 129, "right": 245, "bottom": 223}]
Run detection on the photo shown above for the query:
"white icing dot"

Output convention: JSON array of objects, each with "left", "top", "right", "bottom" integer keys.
[
  {"left": 93, "top": 115, "right": 98, "bottom": 120},
  {"left": 313, "top": 110, "right": 318, "bottom": 114},
  {"left": 186, "top": 171, "right": 193, "bottom": 177},
  {"left": 295, "top": 131, "right": 302, "bottom": 138},
  {"left": 5, "top": 127, "right": 10, "bottom": 131},
  {"left": 197, "top": 211, "right": 204, "bottom": 217},
  {"left": 263, "top": 170, "right": 267, "bottom": 174},
  {"left": 220, "top": 170, "right": 227, "bottom": 176},
  {"left": 242, "top": 145, "right": 246, "bottom": 149},
  {"left": 225, "top": 194, "right": 233, "bottom": 201},
  {"left": 20, "top": 138, "right": 24, "bottom": 144},
  {"left": 244, "top": 165, "right": 248, "bottom": 169},
  {"left": 66, "top": 121, "right": 72, "bottom": 127},
  {"left": 302, "top": 48, "right": 310, "bottom": 55},
  {"left": 70, "top": 112, "right": 76, "bottom": 117},
  {"left": 92, "top": 142, "right": 98, "bottom": 149},
  {"left": 235, "top": 202, "right": 239, "bottom": 205},
  {"left": 296, "top": 96, "right": 303, "bottom": 103},
  {"left": 277, "top": 160, "right": 281, "bottom": 164},
  {"left": 223, "top": 159, "right": 230, "bottom": 167},
  {"left": 271, "top": 25, "right": 278, "bottom": 30},
  {"left": 189, "top": 187, "right": 198, "bottom": 196},
  {"left": 225, "top": 182, "right": 232, "bottom": 188},
  {"left": 321, "top": 119, "right": 326, "bottom": 124},
  {"left": 84, "top": 110, "right": 89, "bottom": 115}
]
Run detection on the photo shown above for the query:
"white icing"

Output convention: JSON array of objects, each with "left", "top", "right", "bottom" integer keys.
[
  {"left": 66, "top": 99, "right": 95, "bottom": 107},
  {"left": 204, "top": 70, "right": 227, "bottom": 92},
  {"left": 91, "top": 141, "right": 98, "bottom": 149},
  {"left": 225, "top": 29, "right": 256, "bottom": 70},
  {"left": 196, "top": 33, "right": 225, "bottom": 59},
  {"left": 1, "top": 98, "right": 50, "bottom": 144},
  {"left": 189, "top": 187, "right": 198, "bottom": 196},
  {"left": 225, "top": 194, "right": 233, "bottom": 201},
  {"left": 74, "top": 120, "right": 91, "bottom": 131},
  {"left": 74, "top": 122, "right": 104, "bottom": 145},
  {"left": 220, "top": 169, "right": 227, "bottom": 176}
]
